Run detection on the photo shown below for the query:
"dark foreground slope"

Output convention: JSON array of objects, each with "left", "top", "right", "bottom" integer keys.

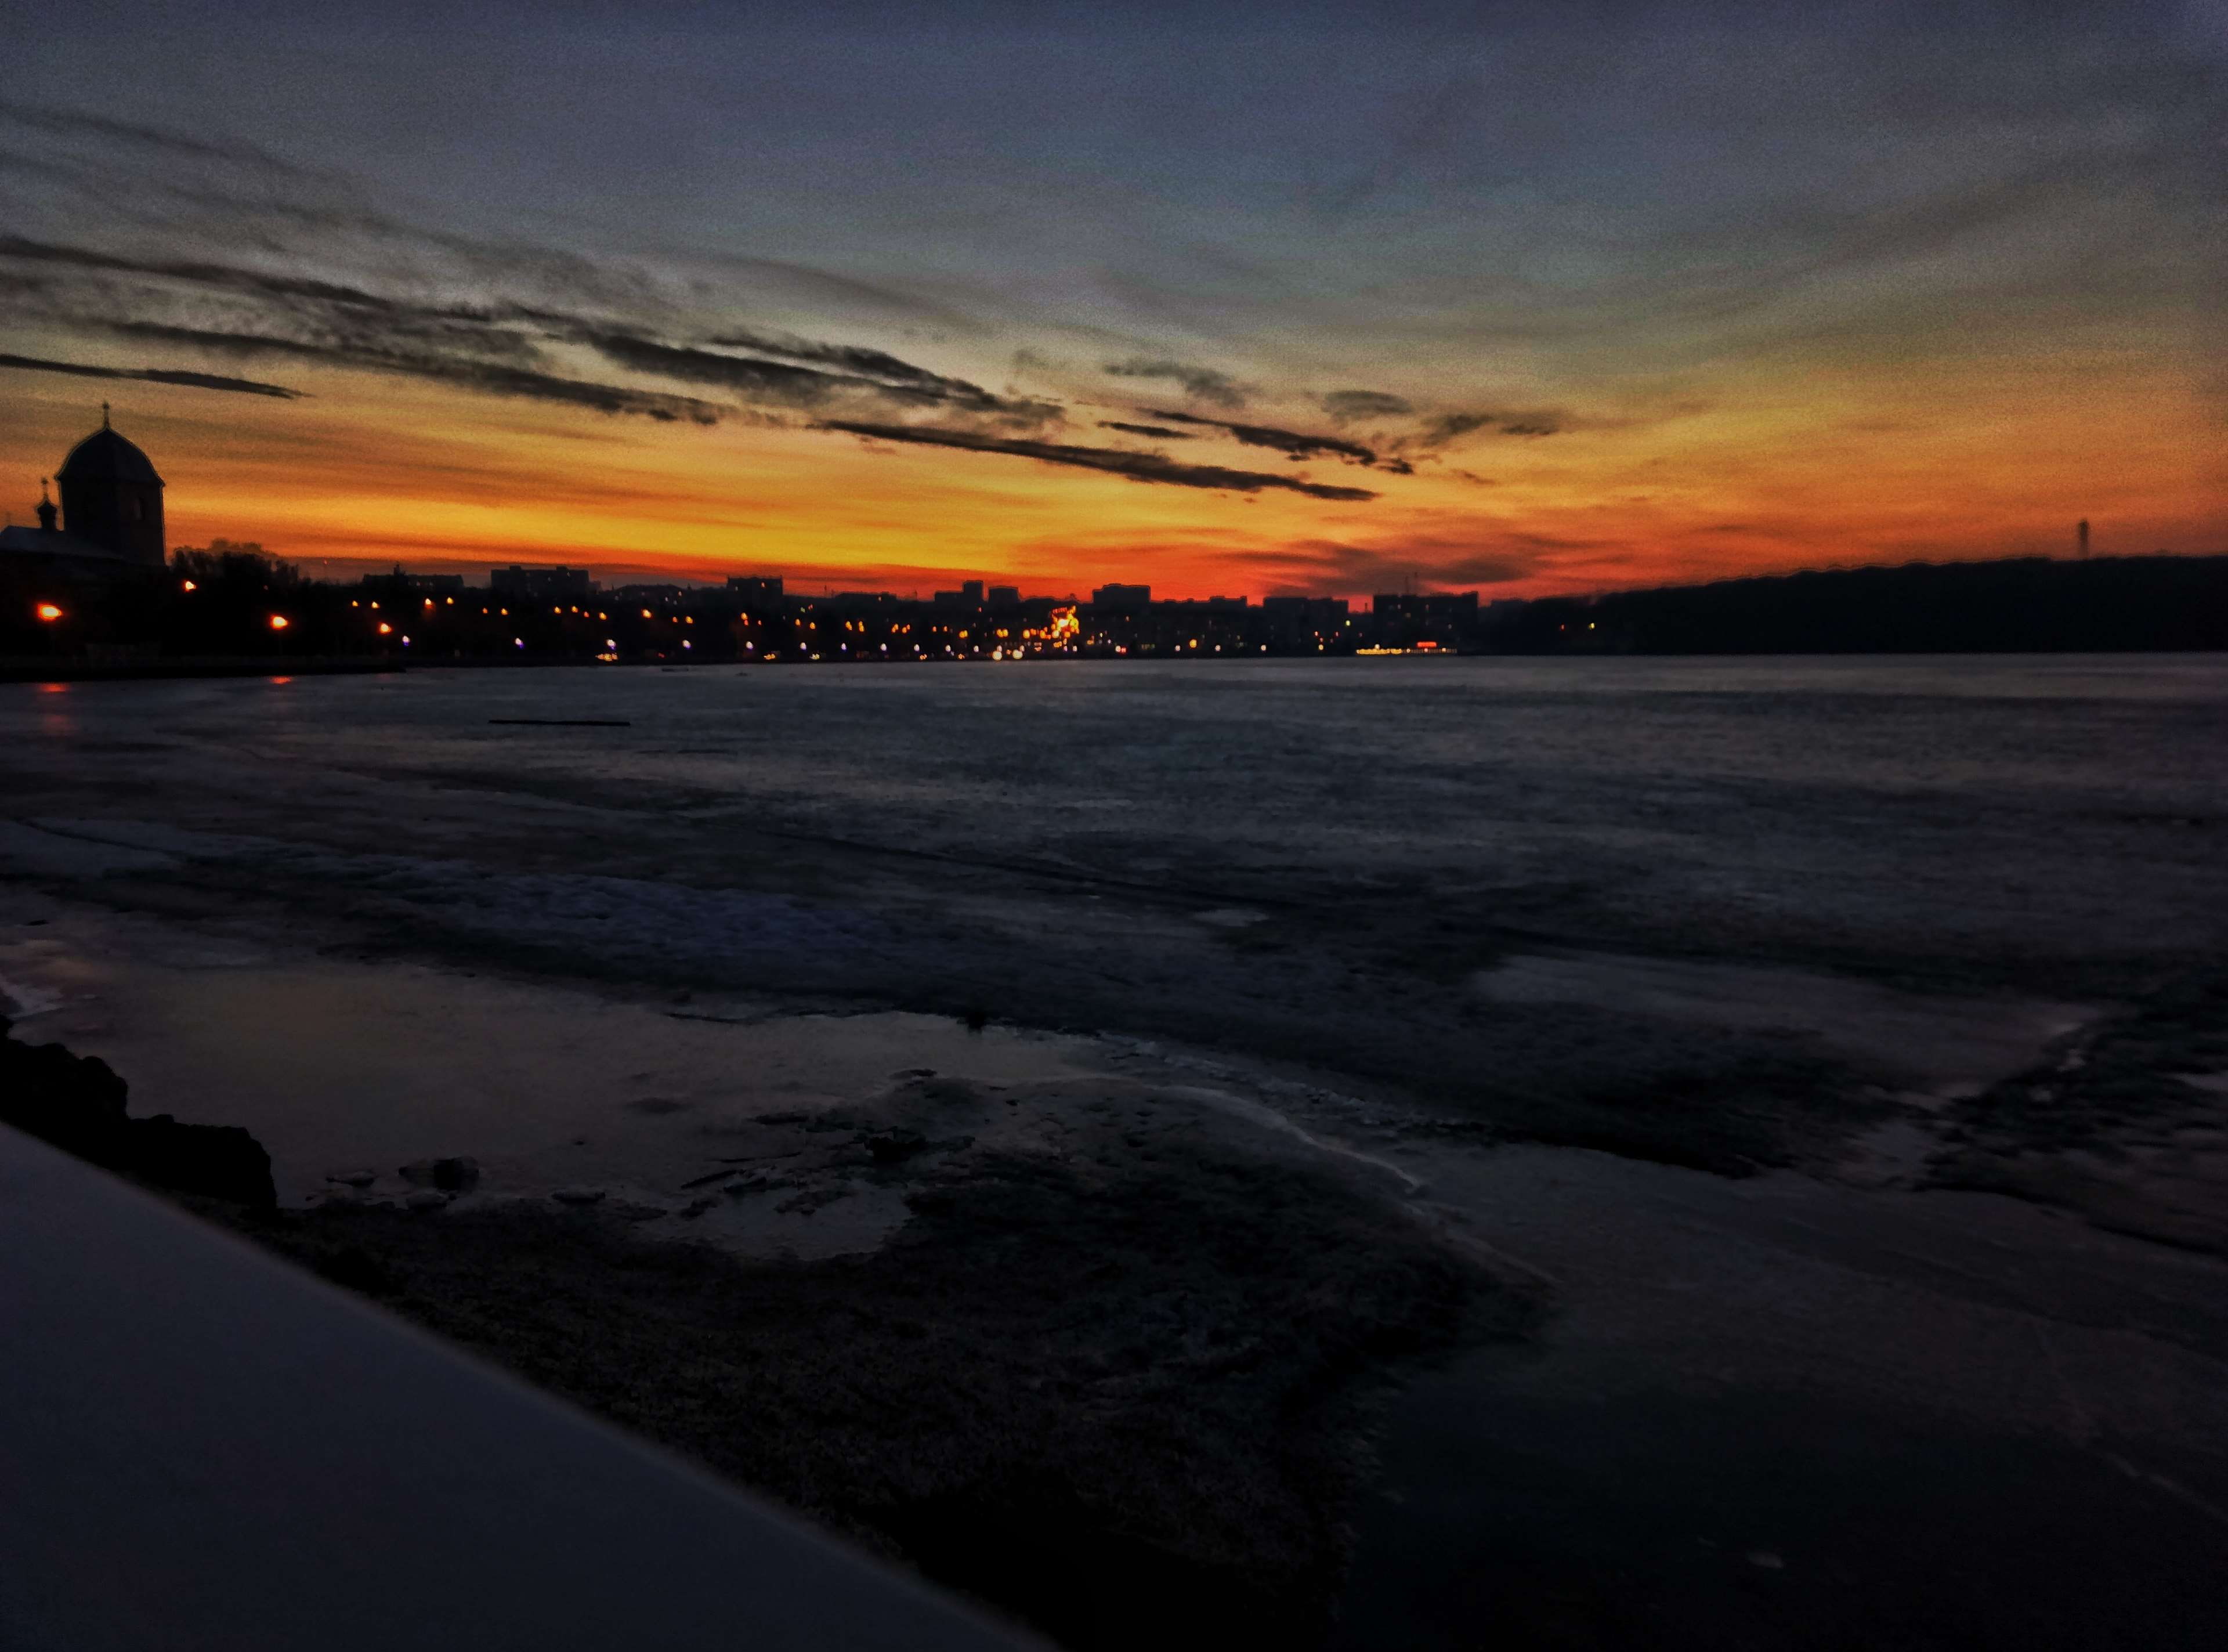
[
  {"left": 1490, "top": 555, "right": 2228, "bottom": 654},
  {"left": 3, "top": 1019, "right": 1530, "bottom": 1651}
]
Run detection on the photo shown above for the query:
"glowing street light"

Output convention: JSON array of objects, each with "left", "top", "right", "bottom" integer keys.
[
  {"left": 269, "top": 614, "right": 291, "bottom": 631},
  {"left": 35, "top": 602, "right": 63, "bottom": 622}
]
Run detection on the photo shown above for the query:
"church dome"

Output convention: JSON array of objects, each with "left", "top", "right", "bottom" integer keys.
[{"left": 57, "top": 424, "right": 163, "bottom": 487}]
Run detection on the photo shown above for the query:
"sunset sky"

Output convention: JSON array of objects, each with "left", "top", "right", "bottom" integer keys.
[{"left": 2, "top": 1, "right": 2222, "bottom": 599}]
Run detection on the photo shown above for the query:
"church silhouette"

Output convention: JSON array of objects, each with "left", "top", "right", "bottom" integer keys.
[{"left": 1, "top": 406, "right": 168, "bottom": 577}]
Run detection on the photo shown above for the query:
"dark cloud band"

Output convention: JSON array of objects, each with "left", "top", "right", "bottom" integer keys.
[
  {"left": 582, "top": 327, "right": 1055, "bottom": 422},
  {"left": 822, "top": 420, "right": 1378, "bottom": 501},
  {"left": 0, "top": 351, "right": 302, "bottom": 399},
  {"left": 1099, "top": 420, "right": 1199, "bottom": 440},
  {"left": 0, "top": 235, "right": 1050, "bottom": 424},
  {"left": 1145, "top": 409, "right": 1382, "bottom": 467},
  {"left": 104, "top": 321, "right": 722, "bottom": 422}
]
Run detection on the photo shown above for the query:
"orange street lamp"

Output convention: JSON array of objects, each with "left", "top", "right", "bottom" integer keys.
[
  {"left": 269, "top": 614, "right": 291, "bottom": 631},
  {"left": 181, "top": 580, "right": 197, "bottom": 592},
  {"left": 377, "top": 622, "right": 393, "bottom": 635},
  {"left": 35, "top": 602, "right": 64, "bottom": 622}
]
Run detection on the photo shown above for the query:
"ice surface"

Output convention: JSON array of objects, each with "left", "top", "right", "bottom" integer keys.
[{"left": 5, "top": 654, "right": 2225, "bottom": 1192}]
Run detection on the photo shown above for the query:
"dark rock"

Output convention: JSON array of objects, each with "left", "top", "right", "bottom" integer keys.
[
  {"left": 436, "top": 1157, "right": 479, "bottom": 1191},
  {"left": 0, "top": 1020, "right": 130, "bottom": 1151},
  {"left": 0, "top": 1017, "right": 274, "bottom": 1209},
  {"left": 865, "top": 1128, "right": 930, "bottom": 1165},
  {"left": 119, "top": 1116, "right": 277, "bottom": 1208},
  {"left": 404, "top": 1189, "right": 449, "bottom": 1212},
  {"left": 400, "top": 1155, "right": 480, "bottom": 1192},
  {"left": 551, "top": 1186, "right": 606, "bottom": 1206},
  {"left": 327, "top": 1167, "right": 378, "bottom": 1187}
]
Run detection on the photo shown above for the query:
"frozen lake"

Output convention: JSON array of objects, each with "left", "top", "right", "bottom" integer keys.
[
  {"left": 8, "top": 652, "right": 2225, "bottom": 968},
  {"left": 6, "top": 650, "right": 2225, "bottom": 1202},
  {"left": 7, "top": 654, "right": 2228, "bottom": 1648}
]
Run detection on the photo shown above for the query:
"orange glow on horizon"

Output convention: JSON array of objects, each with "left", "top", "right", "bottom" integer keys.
[{"left": 1, "top": 340, "right": 2218, "bottom": 602}]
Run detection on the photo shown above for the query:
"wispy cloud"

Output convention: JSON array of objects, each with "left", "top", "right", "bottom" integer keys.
[
  {"left": 1144, "top": 408, "right": 1383, "bottom": 467},
  {"left": 0, "top": 110, "right": 1069, "bottom": 443},
  {"left": 1413, "top": 410, "right": 1561, "bottom": 445},
  {"left": 0, "top": 350, "right": 302, "bottom": 398},
  {"left": 0, "top": 230, "right": 1056, "bottom": 428},
  {"left": 0, "top": 103, "right": 1488, "bottom": 514},
  {"left": 104, "top": 321, "right": 723, "bottom": 422},
  {"left": 706, "top": 326, "right": 1007, "bottom": 402},
  {"left": 821, "top": 420, "right": 1378, "bottom": 501},
  {"left": 1319, "top": 389, "right": 1413, "bottom": 424},
  {"left": 1099, "top": 420, "right": 1199, "bottom": 439},
  {"left": 1102, "top": 357, "right": 1250, "bottom": 409},
  {"left": 582, "top": 327, "right": 1058, "bottom": 423}
]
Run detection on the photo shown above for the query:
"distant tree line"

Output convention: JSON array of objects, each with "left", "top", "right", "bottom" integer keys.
[{"left": 1485, "top": 556, "right": 2228, "bottom": 655}]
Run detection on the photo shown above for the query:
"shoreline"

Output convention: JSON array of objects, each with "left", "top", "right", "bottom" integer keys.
[
  {"left": 1, "top": 982, "right": 1538, "bottom": 1649},
  {"left": 13, "top": 912, "right": 2228, "bottom": 1647},
  {"left": 6, "top": 643, "right": 2227, "bottom": 688}
]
